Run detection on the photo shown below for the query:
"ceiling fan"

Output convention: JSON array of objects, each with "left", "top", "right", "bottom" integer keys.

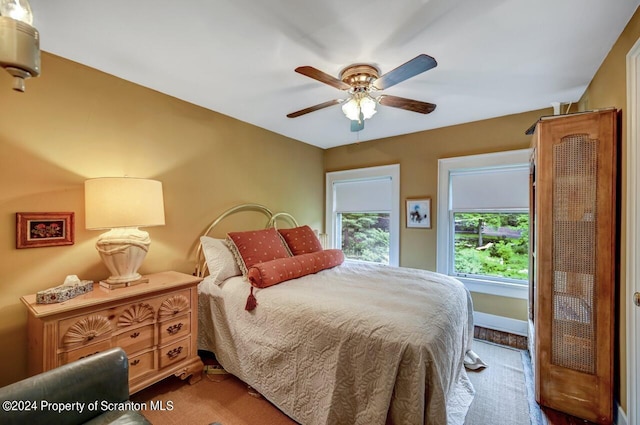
[{"left": 287, "top": 54, "right": 437, "bottom": 132}]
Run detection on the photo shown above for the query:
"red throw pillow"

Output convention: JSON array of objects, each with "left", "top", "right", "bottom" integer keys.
[
  {"left": 247, "top": 249, "right": 344, "bottom": 289},
  {"left": 278, "top": 225, "right": 323, "bottom": 255},
  {"left": 227, "top": 228, "right": 290, "bottom": 276}
]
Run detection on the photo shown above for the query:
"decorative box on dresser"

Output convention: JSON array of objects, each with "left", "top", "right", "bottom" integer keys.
[
  {"left": 21, "top": 271, "right": 204, "bottom": 394},
  {"left": 529, "top": 109, "right": 618, "bottom": 424}
]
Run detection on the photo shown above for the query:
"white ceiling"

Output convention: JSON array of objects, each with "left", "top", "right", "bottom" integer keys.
[{"left": 28, "top": 0, "right": 640, "bottom": 149}]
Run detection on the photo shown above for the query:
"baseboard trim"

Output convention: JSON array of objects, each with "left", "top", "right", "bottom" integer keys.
[
  {"left": 617, "top": 402, "right": 628, "bottom": 425},
  {"left": 474, "top": 311, "right": 528, "bottom": 336}
]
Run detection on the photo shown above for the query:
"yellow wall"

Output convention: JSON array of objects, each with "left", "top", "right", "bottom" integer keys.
[
  {"left": 324, "top": 109, "right": 547, "bottom": 320},
  {"left": 0, "top": 53, "right": 325, "bottom": 386},
  {"left": 578, "top": 5, "right": 640, "bottom": 415}
]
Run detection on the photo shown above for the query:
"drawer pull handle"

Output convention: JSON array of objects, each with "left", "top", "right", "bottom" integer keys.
[
  {"left": 131, "top": 359, "right": 140, "bottom": 366},
  {"left": 167, "top": 346, "right": 183, "bottom": 359},
  {"left": 166, "top": 323, "right": 183, "bottom": 335},
  {"left": 130, "top": 332, "right": 140, "bottom": 339},
  {"left": 79, "top": 351, "right": 100, "bottom": 360}
]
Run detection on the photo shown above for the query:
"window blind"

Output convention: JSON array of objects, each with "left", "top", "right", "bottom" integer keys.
[
  {"left": 333, "top": 178, "right": 392, "bottom": 213},
  {"left": 450, "top": 166, "right": 529, "bottom": 210}
]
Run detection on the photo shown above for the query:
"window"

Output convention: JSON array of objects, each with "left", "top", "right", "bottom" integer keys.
[
  {"left": 326, "top": 165, "right": 400, "bottom": 266},
  {"left": 338, "top": 212, "right": 390, "bottom": 263},
  {"left": 453, "top": 211, "right": 529, "bottom": 281},
  {"left": 437, "top": 149, "right": 531, "bottom": 298}
]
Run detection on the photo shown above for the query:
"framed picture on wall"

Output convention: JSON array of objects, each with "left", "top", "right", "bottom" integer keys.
[
  {"left": 16, "top": 212, "right": 75, "bottom": 249},
  {"left": 406, "top": 198, "right": 431, "bottom": 229}
]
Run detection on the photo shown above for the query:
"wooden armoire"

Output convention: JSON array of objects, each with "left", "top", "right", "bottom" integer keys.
[{"left": 529, "top": 109, "right": 617, "bottom": 424}]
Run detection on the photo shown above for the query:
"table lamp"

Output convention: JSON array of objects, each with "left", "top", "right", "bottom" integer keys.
[{"left": 85, "top": 177, "right": 165, "bottom": 289}]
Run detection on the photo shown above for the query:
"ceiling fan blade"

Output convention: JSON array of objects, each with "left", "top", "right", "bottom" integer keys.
[
  {"left": 295, "top": 66, "right": 351, "bottom": 90},
  {"left": 378, "top": 95, "right": 436, "bottom": 114},
  {"left": 286, "top": 99, "right": 344, "bottom": 118},
  {"left": 373, "top": 54, "right": 437, "bottom": 90}
]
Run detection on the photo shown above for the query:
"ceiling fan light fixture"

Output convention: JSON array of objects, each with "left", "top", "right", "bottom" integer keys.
[
  {"left": 341, "top": 97, "right": 360, "bottom": 121},
  {"left": 360, "top": 95, "right": 377, "bottom": 120},
  {"left": 342, "top": 93, "right": 377, "bottom": 121},
  {"left": 287, "top": 54, "right": 437, "bottom": 124}
]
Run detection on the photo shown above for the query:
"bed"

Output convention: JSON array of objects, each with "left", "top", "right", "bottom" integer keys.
[{"left": 195, "top": 204, "right": 476, "bottom": 425}]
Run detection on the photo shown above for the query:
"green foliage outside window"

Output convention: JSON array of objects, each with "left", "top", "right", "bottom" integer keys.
[
  {"left": 338, "top": 211, "right": 528, "bottom": 276},
  {"left": 454, "top": 212, "right": 529, "bottom": 281},
  {"left": 340, "top": 213, "right": 390, "bottom": 264}
]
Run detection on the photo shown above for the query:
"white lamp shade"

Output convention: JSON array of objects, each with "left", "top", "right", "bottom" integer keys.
[
  {"left": 360, "top": 95, "right": 377, "bottom": 119},
  {"left": 85, "top": 177, "right": 165, "bottom": 230},
  {"left": 341, "top": 98, "right": 360, "bottom": 121}
]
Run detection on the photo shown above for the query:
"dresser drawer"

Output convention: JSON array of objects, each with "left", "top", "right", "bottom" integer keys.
[
  {"left": 116, "top": 324, "right": 154, "bottom": 354},
  {"left": 59, "top": 314, "right": 113, "bottom": 350},
  {"left": 115, "top": 302, "right": 157, "bottom": 329},
  {"left": 128, "top": 350, "right": 155, "bottom": 380},
  {"left": 60, "top": 339, "right": 112, "bottom": 364},
  {"left": 158, "top": 314, "right": 190, "bottom": 345},
  {"left": 159, "top": 338, "right": 189, "bottom": 369},
  {"left": 156, "top": 290, "right": 192, "bottom": 320}
]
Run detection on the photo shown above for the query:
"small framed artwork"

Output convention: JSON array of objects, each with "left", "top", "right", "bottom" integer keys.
[
  {"left": 16, "top": 212, "right": 75, "bottom": 249},
  {"left": 406, "top": 198, "right": 432, "bottom": 229}
]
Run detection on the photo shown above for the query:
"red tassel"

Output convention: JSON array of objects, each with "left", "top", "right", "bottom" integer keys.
[{"left": 245, "top": 286, "right": 257, "bottom": 311}]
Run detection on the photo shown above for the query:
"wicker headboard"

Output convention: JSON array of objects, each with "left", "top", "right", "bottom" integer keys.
[{"left": 194, "top": 203, "right": 299, "bottom": 278}]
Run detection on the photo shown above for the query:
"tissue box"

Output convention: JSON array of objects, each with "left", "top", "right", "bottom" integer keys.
[{"left": 36, "top": 275, "right": 94, "bottom": 304}]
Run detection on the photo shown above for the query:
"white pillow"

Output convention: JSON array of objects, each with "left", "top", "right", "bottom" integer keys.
[{"left": 200, "top": 236, "right": 242, "bottom": 285}]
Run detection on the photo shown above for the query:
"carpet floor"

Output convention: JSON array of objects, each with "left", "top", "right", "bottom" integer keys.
[
  {"left": 131, "top": 371, "right": 295, "bottom": 425},
  {"left": 132, "top": 340, "right": 539, "bottom": 425},
  {"left": 465, "top": 340, "right": 539, "bottom": 425}
]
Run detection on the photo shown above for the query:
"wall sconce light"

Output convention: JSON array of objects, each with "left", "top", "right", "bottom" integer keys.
[
  {"left": 0, "top": 0, "right": 40, "bottom": 92},
  {"left": 85, "top": 178, "right": 166, "bottom": 289}
]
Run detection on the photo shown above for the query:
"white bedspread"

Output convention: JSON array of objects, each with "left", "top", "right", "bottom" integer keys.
[{"left": 198, "top": 260, "right": 475, "bottom": 425}]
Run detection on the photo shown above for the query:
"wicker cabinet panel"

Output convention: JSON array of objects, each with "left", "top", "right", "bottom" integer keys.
[{"left": 529, "top": 109, "right": 616, "bottom": 424}]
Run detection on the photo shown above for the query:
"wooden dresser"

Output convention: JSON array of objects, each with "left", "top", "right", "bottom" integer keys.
[{"left": 21, "top": 271, "right": 204, "bottom": 394}]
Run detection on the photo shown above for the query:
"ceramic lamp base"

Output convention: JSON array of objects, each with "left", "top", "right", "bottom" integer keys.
[{"left": 96, "top": 227, "right": 151, "bottom": 289}]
